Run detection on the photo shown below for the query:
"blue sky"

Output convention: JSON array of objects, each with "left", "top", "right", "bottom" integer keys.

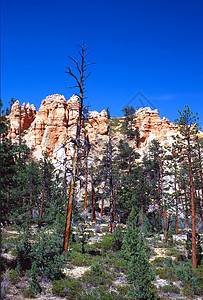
[{"left": 1, "top": 0, "right": 203, "bottom": 129}]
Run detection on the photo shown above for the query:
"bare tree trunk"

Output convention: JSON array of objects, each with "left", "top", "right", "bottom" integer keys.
[
  {"left": 19, "top": 108, "right": 22, "bottom": 146},
  {"left": 163, "top": 208, "right": 168, "bottom": 243},
  {"left": 83, "top": 167, "right": 88, "bottom": 211},
  {"left": 141, "top": 203, "right": 144, "bottom": 227},
  {"left": 38, "top": 181, "right": 45, "bottom": 227},
  {"left": 64, "top": 43, "right": 93, "bottom": 253},
  {"left": 101, "top": 199, "right": 104, "bottom": 217},
  {"left": 29, "top": 176, "right": 33, "bottom": 228},
  {"left": 188, "top": 151, "right": 197, "bottom": 268},
  {"left": 113, "top": 182, "right": 116, "bottom": 229},
  {"left": 184, "top": 188, "right": 189, "bottom": 230},
  {"left": 174, "top": 164, "right": 178, "bottom": 234},
  {"left": 83, "top": 136, "right": 89, "bottom": 211},
  {"left": 91, "top": 173, "right": 96, "bottom": 223},
  {"left": 64, "top": 146, "right": 78, "bottom": 253},
  {"left": 108, "top": 127, "right": 114, "bottom": 233}
]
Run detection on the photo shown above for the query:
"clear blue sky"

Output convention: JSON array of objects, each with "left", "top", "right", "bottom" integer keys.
[{"left": 1, "top": 0, "right": 203, "bottom": 129}]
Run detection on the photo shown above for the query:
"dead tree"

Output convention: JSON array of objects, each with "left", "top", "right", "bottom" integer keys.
[
  {"left": 63, "top": 44, "right": 94, "bottom": 253},
  {"left": 108, "top": 126, "right": 116, "bottom": 233}
]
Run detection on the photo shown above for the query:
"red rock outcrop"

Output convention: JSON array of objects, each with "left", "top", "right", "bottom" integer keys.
[
  {"left": 134, "top": 107, "right": 178, "bottom": 150},
  {"left": 8, "top": 95, "right": 183, "bottom": 164},
  {"left": 8, "top": 94, "right": 109, "bottom": 162},
  {"left": 8, "top": 101, "right": 36, "bottom": 139},
  {"left": 85, "top": 110, "right": 109, "bottom": 142}
]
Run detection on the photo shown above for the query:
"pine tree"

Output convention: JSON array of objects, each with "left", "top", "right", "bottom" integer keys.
[
  {"left": 122, "top": 207, "right": 157, "bottom": 299},
  {"left": 175, "top": 105, "right": 200, "bottom": 268},
  {"left": 122, "top": 105, "right": 140, "bottom": 144}
]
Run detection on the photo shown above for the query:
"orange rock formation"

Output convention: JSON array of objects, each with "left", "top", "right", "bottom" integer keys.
[
  {"left": 8, "top": 94, "right": 109, "bottom": 162},
  {"left": 135, "top": 107, "right": 177, "bottom": 150},
  {"left": 8, "top": 94, "right": 181, "bottom": 164}
]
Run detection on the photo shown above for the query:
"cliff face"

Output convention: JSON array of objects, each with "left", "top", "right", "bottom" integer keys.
[
  {"left": 8, "top": 94, "right": 109, "bottom": 162},
  {"left": 8, "top": 94, "right": 178, "bottom": 163},
  {"left": 134, "top": 107, "right": 177, "bottom": 156},
  {"left": 8, "top": 101, "right": 36, "bottom": 139}
]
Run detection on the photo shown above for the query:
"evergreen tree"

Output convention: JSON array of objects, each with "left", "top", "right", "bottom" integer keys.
[
  {"left": 175, "top": 105, "right": 200, "bottom": 268},
  {"left": 122, "top": 207, "right": 157, "bottom": 299},
  {"left": 122, "top": 105, "right": 140, "bottom": 143}
]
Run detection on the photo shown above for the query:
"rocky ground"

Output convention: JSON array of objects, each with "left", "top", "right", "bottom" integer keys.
[{"left": 1, "top": 224, "right": 202, "bottom": 299}]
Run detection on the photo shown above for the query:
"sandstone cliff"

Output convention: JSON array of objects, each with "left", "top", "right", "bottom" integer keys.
[
  {"left": 8, "top": 94, "right": 109, "bottom": 164},
  {"left": 8, "top": 94, "right": 179, "bottom": 164}
]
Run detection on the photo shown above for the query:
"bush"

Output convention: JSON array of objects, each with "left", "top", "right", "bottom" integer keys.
[
  {"left": 52, "top": 277, "right": 82, "bottom": 299},
  {"left": 151, "top": 257, "right": 165, "bottom": 267},
  {"left": 117, "top": 285, "right": 130, "bottom": 298},
  {"left": 96, "top": 235, "right": 114, "bottom": 253},
  {"left": 9, "top": 269, "right": 20, "bottom": 284},
  {"left": 81, "top": 264, "right": 113, "bottom": 287},
  {"left": 29, "top": 231, "right": 65, "bottom": 280},
  {"left": 21, "top": 286, "right": 37, "bottom": 298},
  {"left": 193, "top": 264, "right": 203, "bottom": 295},
  {"left": 155, "top": 267, "right": 177, "bottom": 281},
  {"left": 112, "top": 225, "right": 124, "bottom": 250},
  {"left": 176, "top": 261, "right": 200, "bottom": 295},
  {"left": 90, "top": 262, "right": 104, "bottom": 276},
  {"left": 70, "top": 251, "right": 92, "bottom": 266},
  {"left": 160, "top": 284, "right": 180, "bottom": 294}
]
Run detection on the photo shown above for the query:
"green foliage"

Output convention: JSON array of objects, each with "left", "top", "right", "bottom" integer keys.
[
  {"left": 176, "top": 261, "right": 200, "bottom": 295},
  {"left": 116, "top": 165, "right": 151, "bottom": 224},
  {"left": 52, "top": 277, "right": 82, "bottom": 299},
  {"left": 16, "top": 229, "right": 32, "bottom": 270},
  {"left": 9, "top": 269, "right": 20, "bottom": 284},
  {"left": 122, "top": 207, "right": 157, "bottom": 299},
  {"left": 160, "top": 284, "right": 180, "bottom": 294},
  {"left": 75, "top": 221, "right": 92, "bottom": 254},
  {"left": 95, "top": 234, "right": 114, "bottom": 253},
  {"left": 29, "top": 232, "right": 65, "bottom": 280},
  {"left": 28, "top": 276, "right": 42, "bottom": 295},
  {"left": 70, "top": 250, "right": 93, "bottom": 266},
  {"left": 121, "top": 106, "right": 139, "bottom": 141},
  {"left": 90, "top": 262, "right": 104, "bottom": 276},
  {"left": 151, "top": 257, "right": 165, "bottom": 267},
  {"left": 81, "top": 265, "right": 113, "bottom": 287},
  {"left": 193, "top": 264, "right": 203, "bottom": 295},
  {"left": 21, "top": 286, "right": 37, "bottom": 298},
  {"left": 112, "top": 225, "right": 124, "bottom": 250}
]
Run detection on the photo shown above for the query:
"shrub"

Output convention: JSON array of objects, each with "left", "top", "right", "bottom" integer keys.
[
  {"left": 193, "top": 264, "right": 203, "bottom": 294},
  {"left": 9, "top": 269, "right": 20, "bottom": 284},
  {"left": 1, "top": 270, "right": 10, "bottom": 299},
  {"left": 112, "top": 225, "right": 124, "bottom": 250},
  {"left": 117, "top": 285, "right": 130, "bottom": 298},
  {"left": 160, "top": 284, "right": 180, "bottom": 294},
  {"left": 155, "top": 267, "right": 177, "bottom": 281},
  {"left": 70, "top": 251, "right": 92, "bottom": 266},
  {"left": 21, "top": 286, "right": 37, "bottom": 298},
  {"left": 177, "top": 261, "right": 200, "bottom": 295},
  {"left": 165, "top": 247, "right": 181, "bottom": 257},
  {"left": 52, "top": 277, "right": 82, "bottom": 299},
  {"left": 81, "top": 264, "right": 113, "bottom": 287},
  {"left": 29, "top": 231, "right": 65, "bottom": 280},
  {"left": 151, "top": 257, "right": 165, "bottom": 267},
  {"left": 90, "top": 262, "right": 104, "bottom": 276},
  {"left": 97, "top": 235, "right": 114, "bottom": 253}
]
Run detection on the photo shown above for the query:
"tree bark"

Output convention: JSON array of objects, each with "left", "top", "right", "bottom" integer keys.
[
  {"left": 38, "top": 180, "right": 45, "bottom": 227},
  {"left": 64, "top": 146, "right": 78, "bottom": 253},
  {"left": 188, "top": 151, "right": 197, "bottom": 268}
]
